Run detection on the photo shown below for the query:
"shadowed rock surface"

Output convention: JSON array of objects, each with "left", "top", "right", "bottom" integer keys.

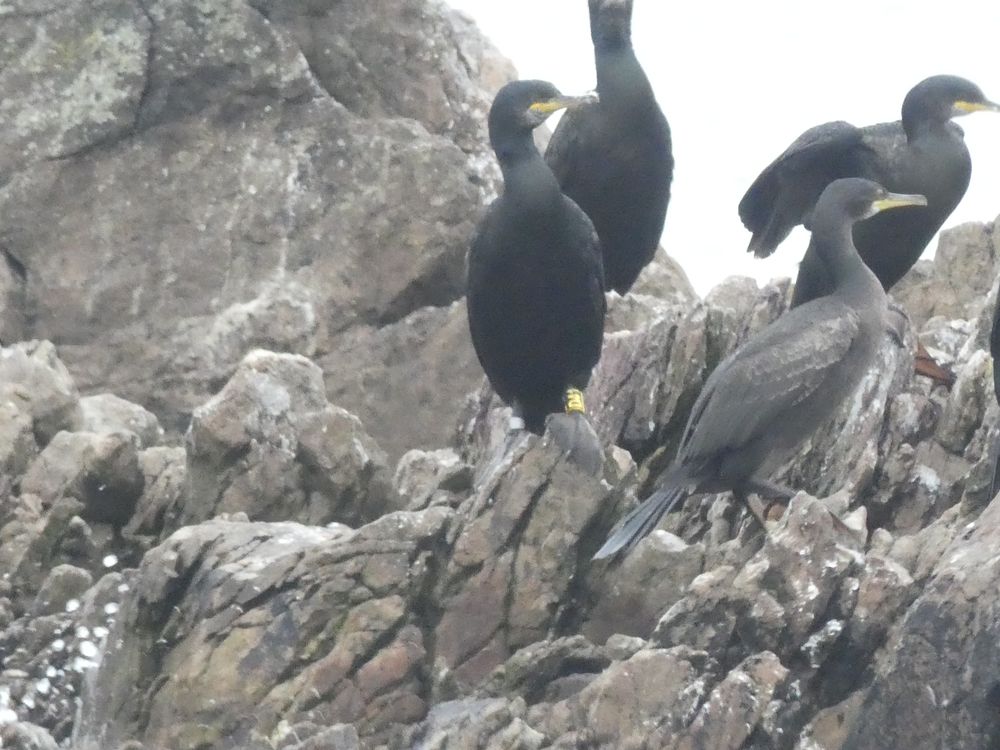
[{"left": 3, "top": 1, "right": 1000, "bottom": 748}]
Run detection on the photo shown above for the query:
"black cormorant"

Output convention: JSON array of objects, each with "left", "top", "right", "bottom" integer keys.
[
  {"left": 467, "top": 80, "right": 606, "bottom": 440},
  {"left": 544, "top": 0, "right": 672, "bottom": 294},
  {"left": 990, "top": 294, "right": 1000, "bottom": 497},
  {"left": 740, "top": 75, "right": 998, "bottom": 307},
  {"left": 596, "top": 178, "right": 926, "bottom": 559}
]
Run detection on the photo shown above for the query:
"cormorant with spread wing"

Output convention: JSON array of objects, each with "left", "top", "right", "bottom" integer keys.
[{"left": 741, "top": 75, "right": 998, "bottom": 306}]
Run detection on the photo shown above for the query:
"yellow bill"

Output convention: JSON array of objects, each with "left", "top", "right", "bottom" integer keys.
[
  {"left": 872, "top": 192, "right": 928, "bottom": 213},
  {"left": 954, "top": 99, "right": 1000, "bottom": 114},
  {"left": 529, "top": 92, "right": 599, "bottom": 115}
]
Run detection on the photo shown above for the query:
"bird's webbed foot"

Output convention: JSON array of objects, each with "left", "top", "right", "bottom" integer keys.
[{"left": 544, "top": 387, "right": 604, "bottom": 475}]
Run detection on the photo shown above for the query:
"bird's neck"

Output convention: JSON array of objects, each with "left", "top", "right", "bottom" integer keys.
[
  {"left": 595, "top": 46, "right": 655, "bottom": 114},
  {"left": 808, "top": 217, "right": 875, "bottom": 301},
  {"left": 497, "top": 139, "right": 563, "bottom": 214},
  {"left": 902, "top": 114, "right": 950, "bottom": 141}
]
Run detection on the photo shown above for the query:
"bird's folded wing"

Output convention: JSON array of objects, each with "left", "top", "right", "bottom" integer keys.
[
  {"left": 565, "top": 198, "right": 608, "bottom": 295},
  {"left": 679, "top": 300, "right": 861, "bottom": 461}
]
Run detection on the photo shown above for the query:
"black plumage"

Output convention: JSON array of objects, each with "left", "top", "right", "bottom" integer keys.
[
  {"left": 544, "top": 0, "right": 672, "bottom": 294},
  {"left": 740, "top": 75, "right": 999, "bottom": 308},
  {"left": 992, "top": 297, "right": 1000, "bottom": 408},
  {"left": 990, "top": 295, "right": 1000, "bottom": 497},
  {"left": 596, "top": 179, "right": 927, "bottom": 559},
  {"left": 467, "top": 80, "right": 606, "bottom": 434}
]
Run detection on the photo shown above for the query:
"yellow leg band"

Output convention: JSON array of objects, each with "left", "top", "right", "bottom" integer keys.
[{"left": 565, "top": 388, "right": 586, "bottom": 415}]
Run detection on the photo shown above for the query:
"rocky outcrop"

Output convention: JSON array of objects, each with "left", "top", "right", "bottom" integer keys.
[
  {"left": 0, "top": 342, "right": 82, "bottom": 446},
  {"left": 892, "top": 219, "right": 999, "bottom": 330},
  {"left": 4, "top": 0, "right": 1000, "bottom": 748},
  {"left": 183, "top": 349, "right": 400, "bottom": 530},
  {"left": 319, "top": 301, "right": 482, "bottom": 464},
  {"left": 845, "top": 495, "right": 1000, "bottom": 749},
  {"left": 0, "top": 338, "right": 415, "bottom": 746},
  {"left": 0, "top": 217, "right": 993, "bottom": 748},
  {"left": 0, "top": 0, "right": 513, "bottom": 466},
  {"left": 73, "top": 514, "right": 450, "bottom": 749}
]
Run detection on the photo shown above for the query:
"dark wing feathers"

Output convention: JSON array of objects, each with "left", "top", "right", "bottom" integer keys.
[
  {"left": 565, "top": 197, "right": 608, "bottom": 299},
  {"left": 678, "top": 299, "right": 860, "bottom": 463},
  {"left": 739, "top": 121, "right": 868, "bottom": 258},
  {"left": 991, "top": 295, "right": 1000, "bottom": 498},
  {"left": 992, "top": 293, "right": 1000, "bottom": 403},
  {"left": 739, "top": 120, "right": 864, "bottom": 223}
]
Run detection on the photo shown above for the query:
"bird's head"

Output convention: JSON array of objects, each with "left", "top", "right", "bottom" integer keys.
[
  {"left": 488, "top": 80, "right": 597, "bottom": 152},
  {"left": 902, "top": 75, "right": 1000, "bottom": 131},
  {"left": 817, "top": 178, "right": 928, "bottom": 224},
  {"left": 589, "top": 0, "right": 633, "bottom": 50}
]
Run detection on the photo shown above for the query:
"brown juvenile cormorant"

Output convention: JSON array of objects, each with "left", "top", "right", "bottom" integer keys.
[
  {"left": 740, "top": 75, "right": 999, "bottom": 307},
  {"left": 544, "top": 0, "right": 672, "bottom": 294},
  {"left": 467, "top": 80, "right": 606, "bottom": 441},
  {"left": 596, "top": 178, "right": 926, "bottom": 559}
]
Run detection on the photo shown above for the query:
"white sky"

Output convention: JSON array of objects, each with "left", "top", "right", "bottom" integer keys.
[{"left": 448, "top": 0, "right": 1000, "bottom": 295}]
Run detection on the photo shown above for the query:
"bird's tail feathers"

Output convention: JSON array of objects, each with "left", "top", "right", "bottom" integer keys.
[
  {"left": 747, "top": 231, "right": 775, "bottom": 259},
  {"left": 593, "top": 482, "right": 689, "bottom": 560},
  {"left": 990, "top": 429, "right": 1000, "bottom": 501},
  {"left": 746, "top": 210, "right": 795, "bottom": 259}
]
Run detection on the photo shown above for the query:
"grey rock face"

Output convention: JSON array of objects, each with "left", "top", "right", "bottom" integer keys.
[
  {"left": 434, "top": 436, "right": 627, "bottom": 688},
  {"left": 20, "top": 431, "right": 143, "bottom": 526},
  {"left": 0, "top": 0, "right": 507, "bottom": 465},
  {"left": 0, "top": 394, "right": 35, "bottom": 478},
  {"left": 0, "top": 341, "right": 82, "bottom": 444},
  {"left": 29, "top": 565, "right": 94, "bottom": 618},
  {"left": 183, "top": 349, "right": 400, "bottom": 529},
  {"left": 124, "top": 446, "right": 188, "bottom": 541},
  {"left": 891, "top": 217, "right": 1000, "bottom": 330},
  {"left": 584, "top": 531, "right": 705, "bottom": 643},
  {"left": 319, "top": 301, "right": 482, "bottom": 464},
  {"left": 845, "top": 492, "right": 1000, "bottom": 750},
  {"left": 628, "top": 246, "right": 698, "bottom": 306},
  {"left": 0, "top": 722, "right": 60, "bottom": 750},
  {"left": 254, "top": 0, "right": 515, "bottom": 164},
  {"left": 72, "top": 513, "right": 451, "bottom": 749},
  {"left": 78, "top": 394, "right": 162, "bottom": 448},
  {"left": 407, "top": 697, "right": 544, "bottom": 750},
  {"left": 277, "top": 723, "right": 361, "bottom": 750},
  {"left": 0, "top": 0, "right": 150, "bottom": 176},
  {"left": 394, "top": 447, "right": 472, "bottom": 511},
  {"left": 0, "top": 566, "right": 127, "bottom": 743}
]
